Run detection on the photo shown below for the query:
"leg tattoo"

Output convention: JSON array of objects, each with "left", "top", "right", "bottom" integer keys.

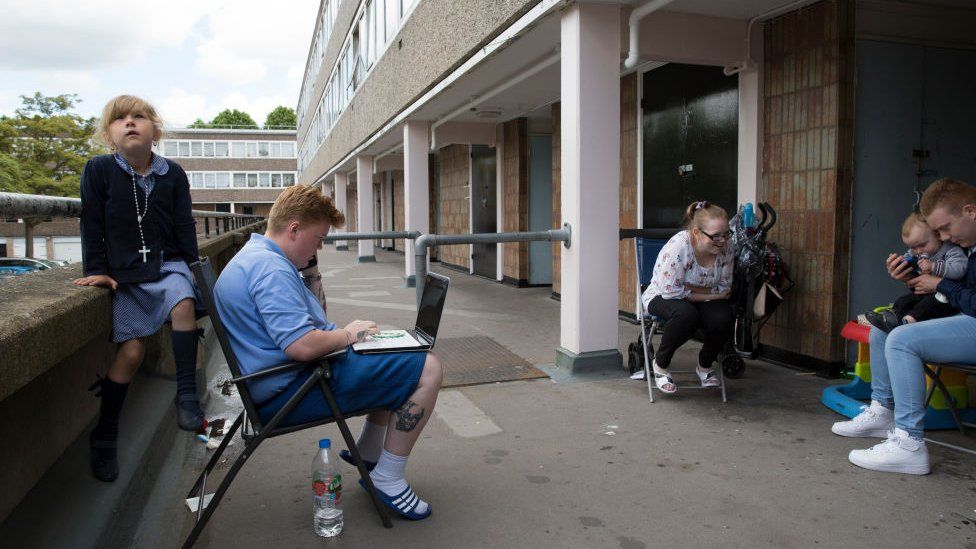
[{"left": 394, "top": 399, "right": 425, "bottom": 432}]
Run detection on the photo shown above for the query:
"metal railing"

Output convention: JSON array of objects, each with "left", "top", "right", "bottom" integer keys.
[
  {"left": 0, "top": 192, "right": 263, "bottom": 256},
  {"left": 414, "top": 224, "right": 572, "bottom": 304},
  {"left": 320, "top": 230, "right": 421, "bottom": 244}
]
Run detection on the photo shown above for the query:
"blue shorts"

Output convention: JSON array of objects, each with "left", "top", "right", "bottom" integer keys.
[{"left": 257, "top": 348, "right": 427, "bottom": 428}]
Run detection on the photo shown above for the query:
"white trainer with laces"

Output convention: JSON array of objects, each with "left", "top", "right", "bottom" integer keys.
[
  {"left": 831, "top": 400, "right": 894, "bottom": 438},
  {"left": 848, "top": 428, "right": 930, "bottom": 475}
]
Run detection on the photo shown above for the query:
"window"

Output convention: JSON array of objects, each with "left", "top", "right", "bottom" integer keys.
[
  {"left": 203, "top": 142, "right": 214, "bottom": 157},
  {"left": 232, "top": 142, "right": 245, "bottom": 158},
  {"left": 385, "top": 0, "right": 400, "bottom": 41},
  {"left": 233, "top": 173, "right": 246, "bottom": 188},
  {"left": 216, "top": 173, "right": 230, "bottom": 188},
  {"left": 246, "top": 143, "right": 257, "bottom": 158},
  {"left": 271, "top": 173, "right": 282, "bottom": 187},
  {"left": 258, "top": 142, "right": 269, "bottom": 157},
  {"left": 190, "top": 173, "right": 203, "bottom": 188},
  {"left": 215, "top": 142, "right": 228, "bottom": 157},
  {"left": 163, "top": 141, "right": 178, "bottom": 156},
  {"left": 179, "top": 141, "right": 190, "bottom": 156},
  {"left": 258, "top": 173, "right": 271, "bottom": 187},
  {"left": 204, "top": 173, "right": 216, "bottom": 189},
  {"left": 283, "top": 142, "right": 295, "bottom": 157},
  {"left": 247, "top": 173, "right": 258, "bottom": 188},
  {"left": 269, "top": 142, "right": 281, "bottom": 157},
  {"left": 283, "top": 173, "right": 296, "bottom": 186},
  {"left": 191, "top": 142, "right": 203, "bottom": 156}
]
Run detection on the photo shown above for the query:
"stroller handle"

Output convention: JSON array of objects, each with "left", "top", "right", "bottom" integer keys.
[{"left": 757, "top": 202, "right": 777, "bottom": 234}]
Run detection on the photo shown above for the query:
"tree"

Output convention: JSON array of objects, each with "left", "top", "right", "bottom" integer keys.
[
  {"left": 188, "top": 118, "right": 209, "bottom": 129},
  {"left": 264, "top": 106, "right": 297, "bottom": 129},
  {"left": 210, "top": 109, "right": 258, "bottom": 129},
  {"left": 0, "top": 93, "right": 104, "bottom": 197}
]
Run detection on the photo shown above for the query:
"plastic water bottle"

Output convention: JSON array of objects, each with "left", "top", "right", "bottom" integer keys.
[
  {"left": 742, "top": 203, "right": 755, "bottom": 228},
  {"left": 312, "top": 438, "right": 343, "bottom": 537}
]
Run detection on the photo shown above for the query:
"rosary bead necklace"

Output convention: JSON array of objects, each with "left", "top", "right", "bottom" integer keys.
[{"left": 131, "top": 170, "right": 151, "bottom": 263}]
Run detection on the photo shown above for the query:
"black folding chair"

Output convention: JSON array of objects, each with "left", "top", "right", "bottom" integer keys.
[
  {"left": 183, "top": 257, "right": 392, "bottom": 548},
  {"left": 923, "top": 362, "right": 976, "bottom": 457}
]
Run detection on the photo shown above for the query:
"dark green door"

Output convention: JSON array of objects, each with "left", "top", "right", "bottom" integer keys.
[{"left": 642, "top": 64, "right": 738, "bottom": 228}]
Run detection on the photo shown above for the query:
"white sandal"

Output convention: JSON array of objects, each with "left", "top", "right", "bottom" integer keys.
[
  {"left": 696, "top": 366, "right": 720, "bottom": 388},
  {"left": 653, "top": 365, "right": 677, "bottom": 394}
]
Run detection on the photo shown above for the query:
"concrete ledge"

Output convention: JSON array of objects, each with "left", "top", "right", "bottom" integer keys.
[
  {"left": 358, "top": 255, "right": 377, "bottom": 263},
  {"left": 0, "top": 221, "right": 264, "bottom": 524}
]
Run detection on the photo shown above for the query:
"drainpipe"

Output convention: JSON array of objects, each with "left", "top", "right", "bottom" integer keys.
[{"left": 623, "top": 0, "right": 675, "bottom": 70}]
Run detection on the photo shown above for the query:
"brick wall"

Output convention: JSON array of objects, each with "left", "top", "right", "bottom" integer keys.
[
  {"left": 503, "top": 118, "right": 529, "bottom": 283},
  {"left": 437, "top": 144, "right": 471, "bottom": 269},
  {"left": 619, "top": 72, "right": 639, "bottom": 315},
  {"left": 347, "top": 189, "right": 358, "bottom": 232},
  {"left": 393, "top": 170, "right": 405, "bottom": 251},
  {"left": 760, "top": 0, "right": 855, "bottom": 369},
  {"left": 429, "top": 154, "right": 439, "bottom": 260}
]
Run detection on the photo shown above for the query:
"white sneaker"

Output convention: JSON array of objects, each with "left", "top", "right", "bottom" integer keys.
[
  {"left": 831, "top": 401, "right": 894, "bottom": 438},
  {"left": 848, "top": 428, "right": 930, "bottom": 475}
]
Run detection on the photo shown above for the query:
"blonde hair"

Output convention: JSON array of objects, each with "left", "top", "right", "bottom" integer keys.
[
  {"left": 919, "top": 178, "right": 976, "bottom": 217},
  {"left": 901, "top": 212, "right": 929, "bottom": 237},
  {"left": 97, "top": 95, "right": 164, "bottom": 148},
  {"left": 268, "top": 184, "right": 345, "bottom": 234},
  {"left": 684, "top": 200, "right": 728, "bottom": 231}
]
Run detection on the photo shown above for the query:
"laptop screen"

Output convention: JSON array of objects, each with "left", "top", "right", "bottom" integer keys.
[{"left": 415, "top": 273, "right": 449, "bottom": 342}]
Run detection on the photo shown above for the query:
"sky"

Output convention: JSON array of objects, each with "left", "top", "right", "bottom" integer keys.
[{"left": 0, "top": 0, "right": 320, "bottom": 128}]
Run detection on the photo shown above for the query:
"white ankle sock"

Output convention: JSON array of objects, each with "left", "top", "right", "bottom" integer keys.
[
  {"left": 356, "top": 419, "right": 386, "bottom": 462},
  {"left": 370, "top": 449, "right": 429, "bottom": 514}
]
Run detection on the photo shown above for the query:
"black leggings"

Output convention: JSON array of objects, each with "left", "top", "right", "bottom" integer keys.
[{"left": 646, "top": 296, "right": 733, "bottom": 369}]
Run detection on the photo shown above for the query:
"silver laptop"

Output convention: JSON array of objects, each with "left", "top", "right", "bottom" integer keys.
[{"left": 352, "top": 272, "right": 450, "bottom": 354}]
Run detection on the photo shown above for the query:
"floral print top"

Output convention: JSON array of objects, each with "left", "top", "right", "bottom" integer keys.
[{"left": 641, "top": 230, "right": 734, "bottom": 310}]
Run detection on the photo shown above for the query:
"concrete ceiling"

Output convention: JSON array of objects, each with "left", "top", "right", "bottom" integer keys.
[{"left": 355, "top": 0, "right": 976, "bottom": 163}]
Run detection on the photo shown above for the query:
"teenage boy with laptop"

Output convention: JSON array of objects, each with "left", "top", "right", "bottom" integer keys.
[{"left": 215, "top": 184, "right": 441, "bottom": 520}]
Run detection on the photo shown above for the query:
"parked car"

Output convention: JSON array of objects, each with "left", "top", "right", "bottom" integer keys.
[{"left": 0, "top": 257, "right": 71, "bottom": 279}]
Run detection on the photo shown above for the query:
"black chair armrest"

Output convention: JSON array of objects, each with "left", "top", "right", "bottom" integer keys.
[
  {"left": 230, "top": 349, "right": 349, "bottom": 383},
  {"left": 231, "top": 361, "right": 309, "bottom": 383}
]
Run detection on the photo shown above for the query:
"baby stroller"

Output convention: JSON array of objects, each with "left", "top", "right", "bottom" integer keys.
[
  {"left": 729, "top": 202, "right": 792, "bottom": 361},
  {"left": 623, "top": 229, "right": 744, "bottom": 403}
]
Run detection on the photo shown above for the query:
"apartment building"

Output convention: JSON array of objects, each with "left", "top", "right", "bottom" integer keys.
[
  {"left": 296, "top": 0, "right": 976, "bottom": 374},
  {"left": 157, "top": 128, "right": 298, "bottom": 217}
]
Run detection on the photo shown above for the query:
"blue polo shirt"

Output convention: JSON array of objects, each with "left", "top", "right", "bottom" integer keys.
[{"left": 214, "top": 233, "right": 336, "bottom": 403}]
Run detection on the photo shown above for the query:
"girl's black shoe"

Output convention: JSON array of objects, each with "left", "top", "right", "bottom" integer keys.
[{"left": 175, "top": 393, "right": 206, "bottom": 432}]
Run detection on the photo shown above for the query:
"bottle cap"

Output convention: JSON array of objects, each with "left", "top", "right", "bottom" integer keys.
[{"left": 319, "top": 438, "right": 331, "bottom": 449}]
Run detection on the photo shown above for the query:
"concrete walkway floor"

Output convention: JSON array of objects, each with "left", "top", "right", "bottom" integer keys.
[{"left": 161, "top": 246, "right": 976, "bottom": 549}]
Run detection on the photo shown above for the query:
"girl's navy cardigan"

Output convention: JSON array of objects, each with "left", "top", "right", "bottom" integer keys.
[{"left": 80, "top": 154, "right": 199, "bottom": 284}]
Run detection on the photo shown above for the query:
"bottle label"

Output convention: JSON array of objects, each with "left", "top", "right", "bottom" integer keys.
[
  {"left": 313, "top": 474, "right": 342, "bottom": 504},
  {"left": 328, "top": 473, "right": 342, "bottom": 504}
]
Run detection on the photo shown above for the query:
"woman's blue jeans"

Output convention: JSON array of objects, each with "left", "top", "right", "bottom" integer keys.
[{"left": 869, "top": 314, "right": 976, "bottom": 439}]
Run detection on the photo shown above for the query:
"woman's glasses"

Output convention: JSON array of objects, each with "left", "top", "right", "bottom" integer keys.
[{"left": 699, "top": 228, "right": 732, "bottom": 242}]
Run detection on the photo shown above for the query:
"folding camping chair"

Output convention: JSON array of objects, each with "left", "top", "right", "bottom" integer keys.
[
  {"left": 182, "top": 257, "right": 392, "bottom": 548},
  {"left": 631, "top": 235, "right": 736, "bottom": 403}
]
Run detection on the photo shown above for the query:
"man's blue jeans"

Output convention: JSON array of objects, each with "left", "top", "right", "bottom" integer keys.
[{"left": 870, "top": 314, "right": 976, "bottom": 439}]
